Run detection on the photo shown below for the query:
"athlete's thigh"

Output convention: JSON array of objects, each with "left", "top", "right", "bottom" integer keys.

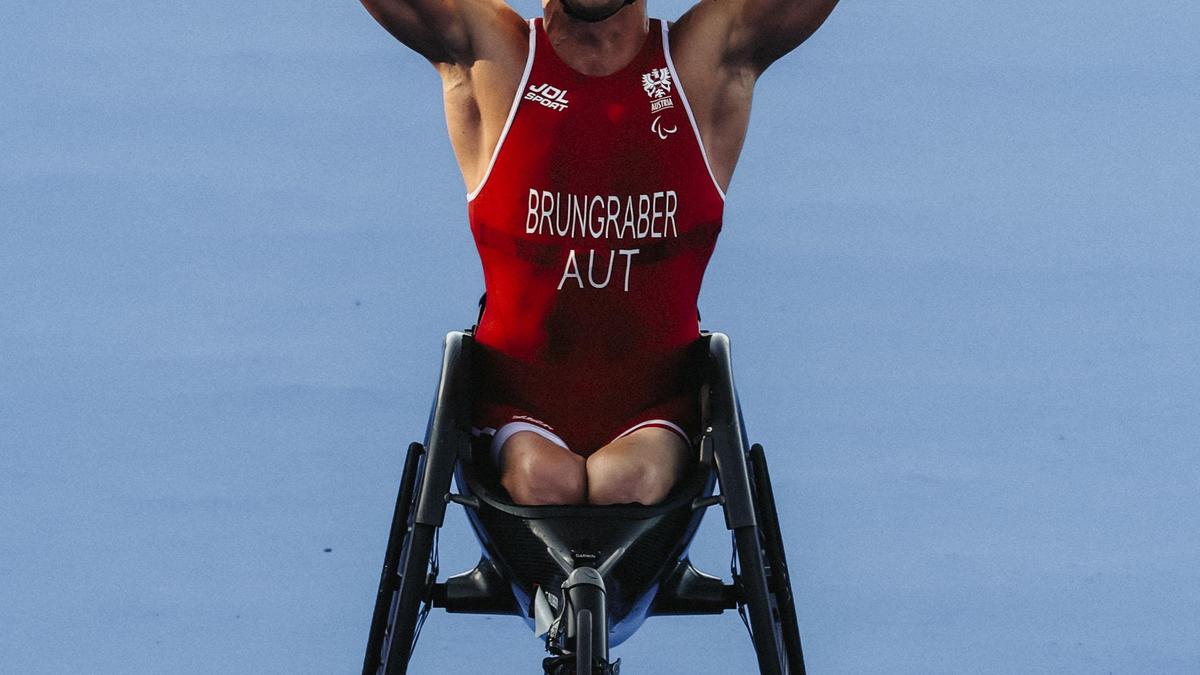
[
  {"left": 586, "top": 427, "right": 691, "bottom": 505},
  {"left": 499, "top": 430, "right": 586, "bottom": 505}
]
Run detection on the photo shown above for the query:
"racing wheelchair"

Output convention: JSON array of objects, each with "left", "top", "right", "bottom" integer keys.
[{"left": 362, "top": 326, "right": 805, "bottom": 674}]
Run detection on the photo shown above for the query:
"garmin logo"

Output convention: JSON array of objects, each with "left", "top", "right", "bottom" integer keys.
[{"left": 525, "top": 82, "right": 569, "bottom": 111}]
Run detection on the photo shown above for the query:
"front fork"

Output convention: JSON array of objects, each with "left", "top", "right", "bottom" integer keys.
[{"left": 542, "top": 568, "right": 620, "bottom": 675}]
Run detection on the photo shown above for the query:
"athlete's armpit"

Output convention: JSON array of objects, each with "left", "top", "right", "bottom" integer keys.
[
  {"left": 678, "top": 0, "right": 840, "bottom": 74},
  {"left": 359, "top": 0, "right": 521, "bottom": 66}
]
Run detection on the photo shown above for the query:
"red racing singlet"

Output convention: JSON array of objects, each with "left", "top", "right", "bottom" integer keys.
[{"left": 467, "top": 17, "right": 725, "bottom": 455}]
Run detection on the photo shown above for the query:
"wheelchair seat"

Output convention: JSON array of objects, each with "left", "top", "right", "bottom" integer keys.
[{"left": 452, "top": 433, "right": 718, "bottom": 645}]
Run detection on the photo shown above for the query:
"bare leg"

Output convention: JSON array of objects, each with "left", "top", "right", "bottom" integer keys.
[
  {"left": 499, "top": 431, "right": 587, "bottom": 505},
  {"left": 586, "top": 427, "right": 691, "bottom": 505}
]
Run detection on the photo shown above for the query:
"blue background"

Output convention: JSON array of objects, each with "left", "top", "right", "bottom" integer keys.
[{"left": 2, "top": 1, "right": 1197, "bottom": 672}]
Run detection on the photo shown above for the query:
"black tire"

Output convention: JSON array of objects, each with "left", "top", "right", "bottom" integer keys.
[
  {"left": 363, "top": 443, "right": 437, "bottom": 675},
  {"left": 575, "top": 609, "right": 593, "bottom": 675},
  {"left": 749, "top": 444, "right": 806, "bottom": 674},
  {"left": 734, "top": 524, "right": 785, "bottom": 675},
  {"left": 378, "top": 523, "right": 436, "bottom": 673}
]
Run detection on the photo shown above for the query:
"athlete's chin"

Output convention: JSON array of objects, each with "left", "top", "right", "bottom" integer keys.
[
  {"left": 567, "top": 0, "right": 624, "bottom": 9},
  {"left": 557, "top": 0, "right": 635, "bottom": 22}
]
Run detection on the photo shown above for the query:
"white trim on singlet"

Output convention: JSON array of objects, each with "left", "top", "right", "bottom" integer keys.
[
  {"left": 660, "top": 20, "right": 727, "bottom": 202},
  {"left": 466, "top": 19, "right": 537, "bottom": 202}
]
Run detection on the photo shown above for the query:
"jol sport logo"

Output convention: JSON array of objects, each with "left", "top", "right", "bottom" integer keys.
[{"left": 525, "top": 82, "right": 569, "bottom": 111}]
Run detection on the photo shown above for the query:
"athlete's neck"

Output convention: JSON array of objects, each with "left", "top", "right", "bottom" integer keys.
[{"left": 542, "top": 0, "right": 649, "bottom": 77}]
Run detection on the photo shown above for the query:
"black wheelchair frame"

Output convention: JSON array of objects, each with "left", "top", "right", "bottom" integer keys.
[{"left": 362, "top": 329, "right": 806, "bottom": 674}]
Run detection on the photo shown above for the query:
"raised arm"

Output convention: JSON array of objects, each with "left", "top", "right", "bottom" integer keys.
[
  {"left": 358, "top": 0, "right": 529, "bottom": 192},
  {"left": 740, "top": 0, "right": 838, "bottom": 73},
  {"left": 665, "top": 0, "right": 839, "bottom": 191},
  {"left": 359, "top": 0, "right": 522, "bottom": 65},
  {"left": 678, "top": 0, "right": 839, "bottom": 76}
]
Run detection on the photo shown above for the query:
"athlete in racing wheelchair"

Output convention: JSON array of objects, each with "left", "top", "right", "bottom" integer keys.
[
  {"left": 362, "top": 323, "right": 806, "bottom": 674},
  {"left": 356, "top": 0, "right": 840, "bottom": 668}
]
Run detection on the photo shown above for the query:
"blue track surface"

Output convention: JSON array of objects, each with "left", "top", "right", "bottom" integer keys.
[{"left": 2, "top": 1, "right": 1198, "bottom": 672}]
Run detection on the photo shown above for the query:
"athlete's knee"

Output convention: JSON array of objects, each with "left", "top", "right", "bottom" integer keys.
[
  {"left": 500, "top": 433, "right": 586, "bottom": 505},
  {"left": 587, "top": 446, "right": 681, "bottom": 506}
]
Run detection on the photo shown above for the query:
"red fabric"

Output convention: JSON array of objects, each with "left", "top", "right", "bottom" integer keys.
[{"left": 467, "top": 18, "right": 723, "bottom": 456}]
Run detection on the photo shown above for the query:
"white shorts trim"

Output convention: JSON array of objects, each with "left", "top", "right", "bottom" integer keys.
[
  {"left": 474, "top": 420, "right": 569, "bottom": 468},
  {"left": 611, "top": 418, "right": 690, "bottom": 446},
  {"left": 473, "top": 416, "right": 692, "bottom": 468}
]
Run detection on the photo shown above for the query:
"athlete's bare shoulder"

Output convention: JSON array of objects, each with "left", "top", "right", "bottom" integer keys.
[
  {"left": 664, "top": 0, "right": 839, "bottom": 192},
  {"left": 360, "top": 0, "right": 524, "bottom": 65},
  {"left": 664, "top": 9, "right": 751, "bottom": 195},
  {"left": 434, "top": 4, "right": 530, "bottom": 194},
  {"left": 360, "top": 0, "right": 531, "bottom": 192}
]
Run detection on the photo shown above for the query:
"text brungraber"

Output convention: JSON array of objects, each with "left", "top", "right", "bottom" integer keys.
[{"left": 524, "top": 188, "right": 680, "bottom": 292}]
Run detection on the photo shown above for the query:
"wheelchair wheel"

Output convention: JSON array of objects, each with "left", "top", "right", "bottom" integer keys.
[
  {"left": 749, "top": 443, "right": 805, "bottom": 674},
  {"left": 363, "top": 442, "right": 439, "bottom": 675},
  {"left": 733, "top": 444, "right": 807, "bottom": 675},
  {"left": 734, "top": 523, "right": 785, "bottom": 675}
]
